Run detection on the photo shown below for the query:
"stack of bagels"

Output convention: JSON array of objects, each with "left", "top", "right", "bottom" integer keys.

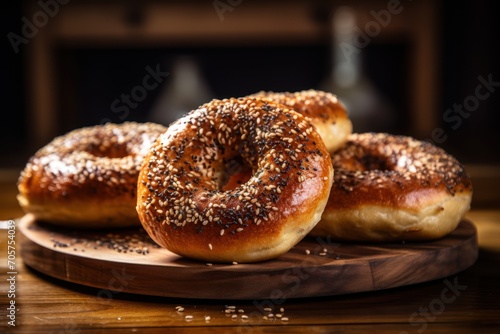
[{"left": 17, "top": 90, "right": 472, "bottom": 263}]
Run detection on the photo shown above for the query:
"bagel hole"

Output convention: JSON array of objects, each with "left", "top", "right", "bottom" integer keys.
[
  {"left": 85, "top": 142, "right": 130, "bottom": 158},
  {"left": 220, "top": 157, "right": 252, "bottom": 191},
  {"left": 360, "top": 155, "right": 392, "bottom": 171}
]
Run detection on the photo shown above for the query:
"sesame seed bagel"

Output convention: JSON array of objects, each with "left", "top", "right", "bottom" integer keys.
[
  {"left": 136, "top": 98, "right": 334, "bottom": 263},
  {"left": 310, "top": 133, "right": 473, "bottom": 242},
  {"left": 248, "top": 90, "right": 352, "bottom": 153},
  {"left": 17, "top": 122, "right": 168, "bottom": 228}
]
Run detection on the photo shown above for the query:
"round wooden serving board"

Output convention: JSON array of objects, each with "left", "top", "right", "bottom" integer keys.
[{"left": 19, "top": 214, "right": 478, "bottom": 300}]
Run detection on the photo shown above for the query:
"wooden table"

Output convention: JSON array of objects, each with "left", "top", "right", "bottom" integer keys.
[{"left": 1, "top": 210, "right": 500, "bottom": 333}]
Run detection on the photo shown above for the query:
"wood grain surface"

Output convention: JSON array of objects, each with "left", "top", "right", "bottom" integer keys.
[
  {"left": 1, "top": 210, "right": 499, "bottom": 333},
  {"left": 18, "top": 214, "right": 478, "bottom": 300}
]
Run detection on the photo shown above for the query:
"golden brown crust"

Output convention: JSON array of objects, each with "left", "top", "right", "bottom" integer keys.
[
  {"left": 248, "top": 90, "right": 352, "bottom": 153},
  {"left": 17, "top": 122, "right": 168, "bottom": 228},
  {"left": 136, "top": 98, "right": 334, "bottom": 263},
  {"left": 310, "top": 133, "right": 473, "bottom": 241}
]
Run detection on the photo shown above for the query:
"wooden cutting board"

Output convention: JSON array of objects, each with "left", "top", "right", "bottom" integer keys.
[{"left": 19, "top": 214, "right": 478, "bottom": 300}]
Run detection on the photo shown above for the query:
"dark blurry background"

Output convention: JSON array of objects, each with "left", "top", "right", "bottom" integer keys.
[{"left": 1, "top": 0, "right": 499, "bottom": 207}]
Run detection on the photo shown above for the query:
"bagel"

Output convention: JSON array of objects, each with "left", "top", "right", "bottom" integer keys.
[
  {"left": 17, "top": 122, "right": 168, "bottom": 228},
  {"left": 136, "top": 97, "right": 334, "bottom": 263},
  {"left": 310, "top": 133, "right": 473, "bottom": 242},
  {"left": 248, "top": 90, "right": 352, "bottom": 153}
]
